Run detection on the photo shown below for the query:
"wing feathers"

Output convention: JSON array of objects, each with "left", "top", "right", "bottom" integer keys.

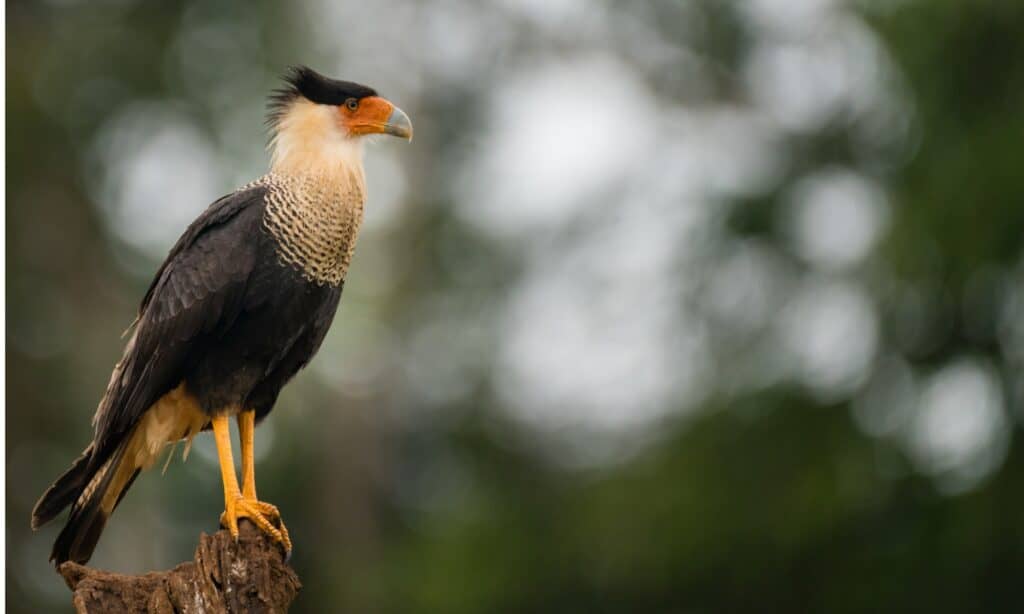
[{"left": 89, "top": 186, "right": 268, "bottom": 468}]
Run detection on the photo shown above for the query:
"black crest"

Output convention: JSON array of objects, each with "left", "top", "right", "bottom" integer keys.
[{"left": 267, "top": 66, "right": 377, "bottom": 126}]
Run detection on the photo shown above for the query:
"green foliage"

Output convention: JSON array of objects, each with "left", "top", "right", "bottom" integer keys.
[{"left": 7, "top": 0, "right": 1023, "bottom": 612}]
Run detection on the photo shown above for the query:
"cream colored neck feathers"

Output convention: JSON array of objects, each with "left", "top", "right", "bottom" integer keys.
[
  {"left": 261, "top": 98, "right": 368, "bottom": 286},
  {"left": 269, "top": 98, "right": 366, "bottom": 191}
]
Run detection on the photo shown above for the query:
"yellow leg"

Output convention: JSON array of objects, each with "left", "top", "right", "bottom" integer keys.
[
  {"left": 212, "top": 415, "right": 241, "bottom": 514},
  {"left": 239, "top": 410, "right": 257, "bottom": 500},
  {"left": 213, "top": 414, "right": 291, "bottom": 555},
  {"left": 237, "top": 410, "right": 289, "bottom": 538}
]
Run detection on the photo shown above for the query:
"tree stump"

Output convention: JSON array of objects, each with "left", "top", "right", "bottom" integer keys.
[{"left": 57, "top": 520, "right": 301, "bottom": 613}]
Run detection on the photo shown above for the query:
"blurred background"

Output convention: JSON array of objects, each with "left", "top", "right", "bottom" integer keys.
[{"left": 7, "top": 0, "right": 1024, "bottom": 611}]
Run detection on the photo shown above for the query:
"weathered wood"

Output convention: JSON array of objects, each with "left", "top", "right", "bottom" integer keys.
[{"left": 58, "top": 520, "right": 300, "bottom": 613}]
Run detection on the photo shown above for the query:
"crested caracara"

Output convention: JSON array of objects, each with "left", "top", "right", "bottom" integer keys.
[{"left": 31, "top": 66, "right": 412, "bottom": 565}]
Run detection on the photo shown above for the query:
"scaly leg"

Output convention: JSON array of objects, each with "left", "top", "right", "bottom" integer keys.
[
  {"left": 239, "top": 410, "right": 259, "bottom": 500},
  {"left": 212, "top": 414, "right": 291, "bottom": 555},
  {"left": 237, "top": 410, "right": 290, "bottom": 547}
]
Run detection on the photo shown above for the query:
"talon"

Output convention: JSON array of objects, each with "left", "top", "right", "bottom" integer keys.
[
  {"left": 278, "top": 518, "right": 292, "bottom": 556},
  {"left": 219, "top": 503, "right": 239, "bottom": 539},
  {"left": 212, "top": 413, "right": 292, "bottom": 560},
  {"left": 220, "top": 496, "right": 291, "bottom": 551},
  {"left": 255, "top": 501, "right": 281, "bottom": 521}
]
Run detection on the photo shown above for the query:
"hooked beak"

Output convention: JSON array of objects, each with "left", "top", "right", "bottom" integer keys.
[
  {"left": 345, "top": 96, "right": 413, "bottom": 141},
  {"left": 383, "top": 106, "right": 413, "bottom": 141}
]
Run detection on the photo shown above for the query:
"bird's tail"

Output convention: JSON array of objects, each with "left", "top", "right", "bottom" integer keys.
[
  {"left": 32, "top": 440, "right": 141, "bottom": 565},
  {"left": 31, "top": 444, "right": 95, "bottom": 530}
]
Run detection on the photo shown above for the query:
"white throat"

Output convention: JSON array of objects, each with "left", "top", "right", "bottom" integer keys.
[{"left": 269, "top": 99, "right": 366, "bottom": 183}]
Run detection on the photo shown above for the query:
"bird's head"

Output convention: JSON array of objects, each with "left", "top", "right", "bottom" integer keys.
[{"left": 267, "top": 66, "right": 412, "bottom": 175}]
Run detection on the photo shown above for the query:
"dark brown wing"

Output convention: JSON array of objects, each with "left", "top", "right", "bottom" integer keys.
[{"left": 88, "top": 185, "right": 268, "bottom": 471}]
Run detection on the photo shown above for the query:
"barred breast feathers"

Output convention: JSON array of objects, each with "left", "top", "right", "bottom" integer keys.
[{"left": 256, "top": 172, "right": 365, "bottom": 286}]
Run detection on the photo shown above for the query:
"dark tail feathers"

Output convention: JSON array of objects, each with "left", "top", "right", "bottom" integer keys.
[
  {"left": 31, "top": 445, "right": 94, "bottom": 530},
  {"left": 32, "top": 442, "right": 139, "bottom": 565}
]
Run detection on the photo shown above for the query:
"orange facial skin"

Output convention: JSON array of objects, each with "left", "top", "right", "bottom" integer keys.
[{"left": 341, "top": 96, "right": 397, "bottom": 136}]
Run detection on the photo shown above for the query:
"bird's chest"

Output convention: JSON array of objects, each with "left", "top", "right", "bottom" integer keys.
[{"left": 259, "top": 174, "right": 365, "bottom": 286}]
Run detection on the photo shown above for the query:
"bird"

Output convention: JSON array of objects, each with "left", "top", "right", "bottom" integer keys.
[{"left": 30, "top": 66, "right": 412, "bottom": 565}]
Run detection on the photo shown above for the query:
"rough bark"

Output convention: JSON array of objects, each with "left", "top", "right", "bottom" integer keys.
[{"left": 58, "top": 520, "right": 301, "bottom": 613}]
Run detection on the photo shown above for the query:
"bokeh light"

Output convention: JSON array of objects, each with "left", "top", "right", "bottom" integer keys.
[{"left": 7, "top": 0, "right": 1024, "bottom": 612}]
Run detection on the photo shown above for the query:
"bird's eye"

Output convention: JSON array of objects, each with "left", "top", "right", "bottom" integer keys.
[{"left": 345, "top": 98, "right": 358, "bottom": 111}]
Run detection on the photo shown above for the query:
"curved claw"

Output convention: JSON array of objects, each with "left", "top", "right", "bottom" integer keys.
[
  {"left": 220, "top": 496, "right": 292, "bottom": 556},
  {"left": 253, "top": 500, "right": 281, "bottom": 522}
]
